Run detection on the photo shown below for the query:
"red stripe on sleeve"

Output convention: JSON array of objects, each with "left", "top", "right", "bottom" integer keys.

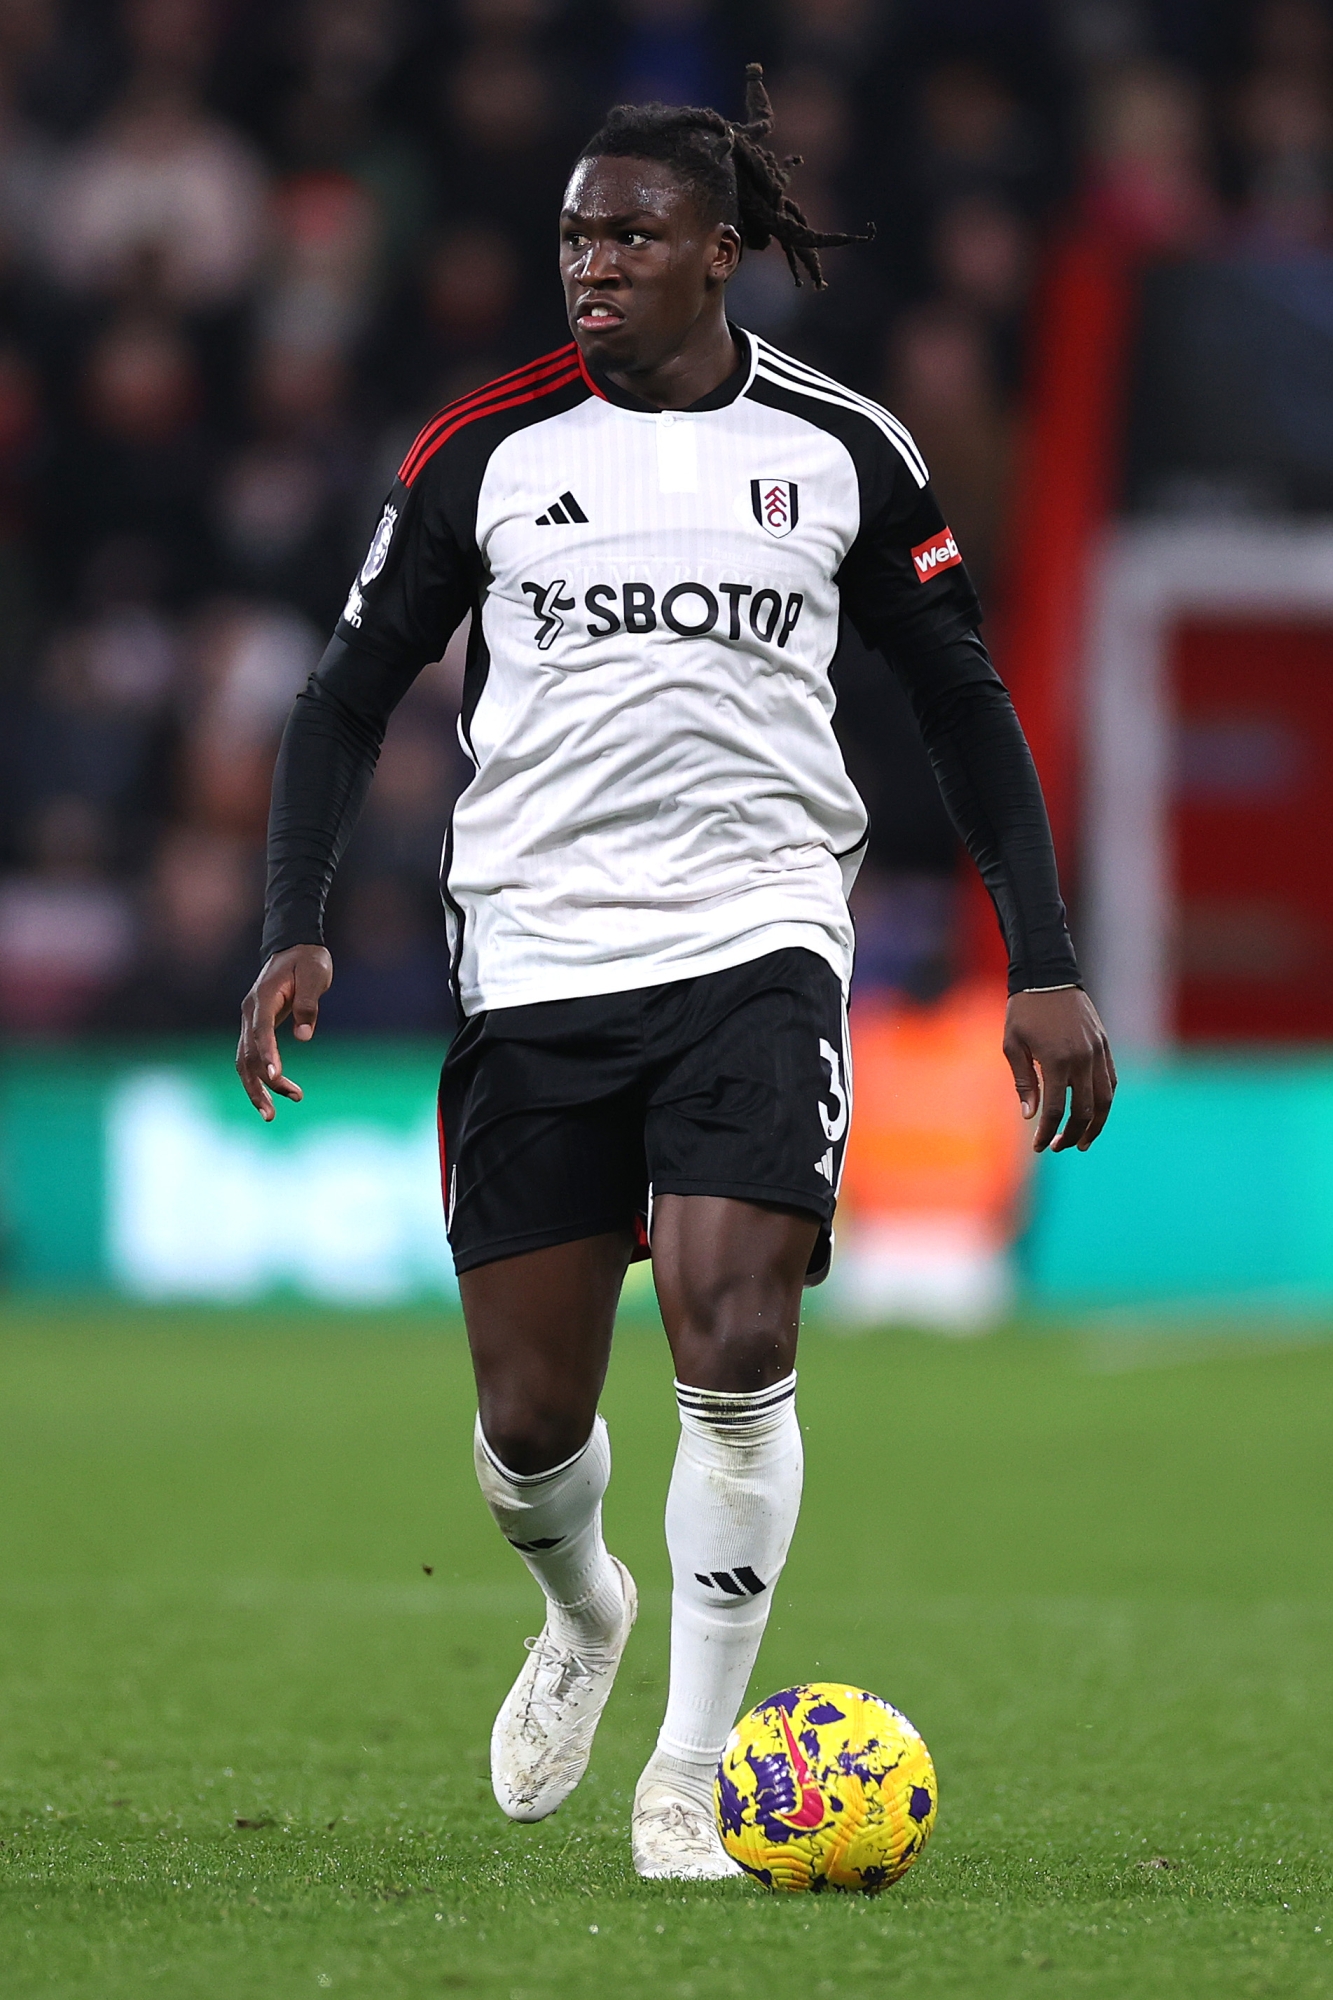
[
  {"left": 398, "top": 346, "right": 578, "bottom": 483},
  {"left": 401, "top": 365, "right": 584, "bottom": 486},
  {"left": 400, "top": 349, "right": 576, "bottom": 482}
]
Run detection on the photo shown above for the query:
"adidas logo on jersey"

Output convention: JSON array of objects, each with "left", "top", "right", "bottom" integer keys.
[
  {"left": 695, "top": 1567, "right": 767, "bottom": 1596},
  {"left": 535, "top": 490, "right": 588, "bottom": 525},
  {"left": 911, "top": 527, "right": 962, "bottom": 580}
]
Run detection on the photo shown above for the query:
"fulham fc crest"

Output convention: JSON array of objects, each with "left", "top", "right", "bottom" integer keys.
[{"left": 751, "top": 478, "right": 799, "bottom": 539}]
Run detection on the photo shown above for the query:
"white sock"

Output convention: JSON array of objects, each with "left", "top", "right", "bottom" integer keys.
[
  {"left": 473, "top": 1414, "right": 625, "bottom": 1652},
  {"left": 647, "top": 1374, "right": 803, "bottom": 1806}
]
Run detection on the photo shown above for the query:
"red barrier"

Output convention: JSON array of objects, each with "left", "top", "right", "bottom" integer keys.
[{"left": 965, "top": 232, "right": 1138, "bottom": 979}]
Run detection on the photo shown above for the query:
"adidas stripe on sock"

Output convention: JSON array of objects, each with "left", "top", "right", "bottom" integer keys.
[{"left": 647, "top": 1372, "right": 803, "bottom": 1803}]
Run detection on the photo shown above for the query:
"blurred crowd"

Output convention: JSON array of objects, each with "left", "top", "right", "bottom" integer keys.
[{"left": 0, "top": 0, "right": 1327, "bottom": 1037}]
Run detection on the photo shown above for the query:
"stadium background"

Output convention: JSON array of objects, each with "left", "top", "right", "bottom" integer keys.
[
  {"left": 1, "top": 6, "right": 1332, "bottom": 1999},
  {"left": 5, "top": 0, "right": 1333, "bottom": 1323}
]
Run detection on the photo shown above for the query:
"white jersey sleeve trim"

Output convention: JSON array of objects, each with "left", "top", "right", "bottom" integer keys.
[
  {"left": 735, "top": 324, "right": 762, "bottom": 398},
  {"left": 752, "top": 339, "right": 929, "bottom": 487},
  {"left": 754, "top": 338, "right": 929, "bottom": 482}
]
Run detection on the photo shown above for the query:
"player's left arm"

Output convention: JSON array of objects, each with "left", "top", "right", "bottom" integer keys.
[{"left": 837, "top": 474, "right": 1116, "bottom": 1153}]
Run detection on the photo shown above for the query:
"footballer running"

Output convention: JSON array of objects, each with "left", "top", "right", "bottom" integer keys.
[{"left": 237, "top": 67, "right": 1116, "bottom": 1880}]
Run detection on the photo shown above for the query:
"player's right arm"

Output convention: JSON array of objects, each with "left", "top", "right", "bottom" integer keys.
[
  {"left": 236, "top": 463, "right": 473, "bottom": 1117},
  {"left": 835, "top": 439, "right": 1115, "bottom": 1153}
]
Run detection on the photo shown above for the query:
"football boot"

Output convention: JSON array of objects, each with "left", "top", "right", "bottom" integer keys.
[
  {"left": 490, "top": 1555, "right": 636, "bottom": 1821},
  {"left": 631, "top": 1764, "right": 744, "bottom": 1880}
]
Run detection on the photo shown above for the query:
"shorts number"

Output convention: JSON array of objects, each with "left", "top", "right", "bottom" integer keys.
[{"left": 818, "top": 1037, "right": 848, "bottom": 1143}]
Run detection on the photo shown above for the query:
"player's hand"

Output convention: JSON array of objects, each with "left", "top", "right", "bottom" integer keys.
[
  {"left": 1003, "top": 988, "right": 1116, "bottom": 1154},
  {"left": 235, "top": 944, "right": 334, "bottom": 1121}
]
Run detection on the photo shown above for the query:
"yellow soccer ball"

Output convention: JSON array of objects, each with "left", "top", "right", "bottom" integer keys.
[{"left": 715, "top": 1683, "right": 937, "bottom": 1892}]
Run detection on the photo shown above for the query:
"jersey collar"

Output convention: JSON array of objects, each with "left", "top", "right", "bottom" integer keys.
[{"left": 584, "top": 324, "right": 757, "bottom": 413}]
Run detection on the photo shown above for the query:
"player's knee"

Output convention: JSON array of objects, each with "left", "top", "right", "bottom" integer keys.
[
  {"left": 478, "top": 1399, "right": 592, "bottom": 1477},
  {"left": 671, "top": 1271, "right": 800, "bottom": 1391}
]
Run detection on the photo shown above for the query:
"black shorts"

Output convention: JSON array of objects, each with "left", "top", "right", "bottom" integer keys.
[{"left": 438, "top": 947, "right": 851, "bottom": 1285}]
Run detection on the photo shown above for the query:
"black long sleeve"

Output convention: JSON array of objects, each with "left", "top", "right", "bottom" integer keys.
[
  {"left": 827, "top": 444, "right": 1078, "bottom": 991},
  {"left": 261, "top": 639, "right": 426, "bottom": 960},
  {"left": 262, "top": 455, "right": 476, "bottom": 961},
  {"left": 887, "top": 631, "right": 1080, "bottom": 993}
]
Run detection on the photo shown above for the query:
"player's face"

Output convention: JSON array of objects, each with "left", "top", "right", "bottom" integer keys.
[{"left": 560, "top": 156, "right": 740, "bottom": 371}]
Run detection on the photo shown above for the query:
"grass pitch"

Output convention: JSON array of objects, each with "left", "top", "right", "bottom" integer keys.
[{"left": 0, "top": 1305, "right": 1330, "bottom": 1999}]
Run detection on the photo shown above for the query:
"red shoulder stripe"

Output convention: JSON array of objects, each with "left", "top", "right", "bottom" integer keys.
[
  {"left": 401, "top": 364, "right": 584, "bottom": 486},
  {"left": 413, "top": 342, "right": 577, "bottom": 436},
  {"left": 399, "top": 345, "right": 579, "bottom": 483},
  {"left": 399, "top": 347, "right": 577, "bottom": 483}
]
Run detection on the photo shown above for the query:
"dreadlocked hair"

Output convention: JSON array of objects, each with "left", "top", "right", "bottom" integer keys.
[{"left": 576, "top": 62, "right": 873, "bottom": 290}]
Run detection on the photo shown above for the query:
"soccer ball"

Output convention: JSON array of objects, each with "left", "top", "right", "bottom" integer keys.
[{"left": 715, "top": 1682, "right": 937, "bottom": 1892}]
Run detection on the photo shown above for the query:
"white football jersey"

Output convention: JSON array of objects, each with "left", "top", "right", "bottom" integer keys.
[{"left": 334, "top": 327, "right": 981, "bottom": 1016}]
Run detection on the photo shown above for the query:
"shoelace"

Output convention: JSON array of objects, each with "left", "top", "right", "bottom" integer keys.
[
  {"left": 519, "top": 1634, "right": 596, "bottom": 1729},
  {"left": 638, "top": 1799, "right": 714, "bottom": 1846}
]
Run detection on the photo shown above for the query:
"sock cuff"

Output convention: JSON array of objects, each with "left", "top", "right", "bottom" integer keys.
[
  {"left": 673, "top": 1372, "right": 797, "bottom": 1430},
  {"left": 473, "top": 1411, "right": 606, "bottom": 1487}
]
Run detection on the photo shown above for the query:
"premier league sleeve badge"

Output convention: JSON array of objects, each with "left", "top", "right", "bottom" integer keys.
[{"left": 360, "top": 502, "right": 399, "bottom": 586}]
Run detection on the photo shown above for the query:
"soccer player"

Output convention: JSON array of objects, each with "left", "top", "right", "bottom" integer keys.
[{"left": 236, "top": 68, "right": 1115, "bottom": 1879}]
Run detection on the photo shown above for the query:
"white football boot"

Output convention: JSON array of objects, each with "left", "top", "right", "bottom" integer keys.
[
  {"left": 632, "top": 1764, "right": 744, "bottom": 1880},
  {"left": 490, "top": 1555, "right": 637, "bottom": 1822}
]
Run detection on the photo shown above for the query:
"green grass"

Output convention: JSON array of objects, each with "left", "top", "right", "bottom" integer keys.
[{"left": 0, "top": 1305, "right": 1331, "bottom": 1998}]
